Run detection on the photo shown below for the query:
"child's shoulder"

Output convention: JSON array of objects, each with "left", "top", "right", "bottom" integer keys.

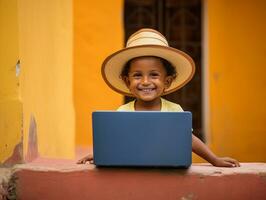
[
  {"left": 117, "top": 100, "right": 135, "bottom": 111},
  {"left": 161, "top": 98, "right": 183, "bottom": 112}
]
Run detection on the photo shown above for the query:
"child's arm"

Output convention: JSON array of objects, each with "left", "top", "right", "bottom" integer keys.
[
  {"left": 77, "top": 154, "right": 93, "bottom": 164},
  {"left": 192, "top": 134, "right": 240, "bottom": 167}
]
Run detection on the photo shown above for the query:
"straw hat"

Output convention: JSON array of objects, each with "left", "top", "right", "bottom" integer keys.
[{"left": 101, "top": 28, "right": 195, "bottom": 96}]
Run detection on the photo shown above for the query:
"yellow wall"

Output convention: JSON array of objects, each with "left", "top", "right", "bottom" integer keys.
[
  {"left": 1, "top": 0, "right": 123, "bottom": 161},
  {"left": 18, "top": 0, "right": 75, "bottom": 158},
  {"left": 207, "top": 0, "right": 266, "bottom": 161},
  {"left": 0, "top": 0, "right": 22, "bottom": 162},
  {"left": 74, "top": 0, "right": 266, "bottom": 162},
  {"left": 2, "top": 0, "right": 265, "bottom": 162},
  {"left": 74, "top": 0, "right": 123, "bottom": 146}
]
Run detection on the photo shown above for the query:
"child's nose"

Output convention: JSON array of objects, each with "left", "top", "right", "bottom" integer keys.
[{"left": 141, "top": 76, "right": 150, "bottom": 85}]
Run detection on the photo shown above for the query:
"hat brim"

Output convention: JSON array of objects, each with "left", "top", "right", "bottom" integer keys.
[{"left": 101, "top": 45, "right": 195, "bottom": 97}]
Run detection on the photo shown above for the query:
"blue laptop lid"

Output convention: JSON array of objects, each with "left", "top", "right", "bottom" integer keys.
[{"left": 92, "top": 111, "right": 192, "bottom": 167}]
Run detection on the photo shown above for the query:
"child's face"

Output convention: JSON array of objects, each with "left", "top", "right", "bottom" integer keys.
[{"left": 124, "top": 57, "right": 173, "bottom": 102}]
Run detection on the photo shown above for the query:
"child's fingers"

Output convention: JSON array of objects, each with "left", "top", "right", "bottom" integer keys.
[
  {"left": 76, "top": 155, "right": 94, "bottom": 164},
  {"left": 231, "top": 159, "right": 240, "bottom": 167},
  {"left": 76, "top": 159, "right": 84, "bottom": 164},
  {"left": 222, "top": 161, "right": 236, "bottom": 167},
  {"left": 224, "top": 157, "right": 240, "bottom": 167}
]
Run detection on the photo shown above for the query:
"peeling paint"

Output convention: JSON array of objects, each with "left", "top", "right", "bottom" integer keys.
[
  {"left": 25, "top": 115, "right": 38, "bottom": 162},
  {"left": 212, "top": 170, "right": 223, "bottom": 176},
  {"left": 15, "top": 60, "right": 20, "bottom": 77},
  {"left": 259, "top": 172, "right": 266, "bottom": 181},
  {"left": 198, "top": 174, "right": 205, "bottom": 184},
  {"left": 2, "top": 141, "right": 23, "bottom": 167},
  {"left": 181, "top": 193, "right": 196, "bottom": 200},
  {"left": 213, "top": 72, "right": 220, "bottom": 82}
]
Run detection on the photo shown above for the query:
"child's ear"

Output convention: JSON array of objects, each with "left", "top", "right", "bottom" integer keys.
[{"left": 164, "top": 76, "right": 174, "bottom": 89}]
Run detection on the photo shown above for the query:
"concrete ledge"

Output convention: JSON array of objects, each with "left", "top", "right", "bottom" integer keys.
[{"left": 8, "top": 161, "right": 266, "bottom": 200}]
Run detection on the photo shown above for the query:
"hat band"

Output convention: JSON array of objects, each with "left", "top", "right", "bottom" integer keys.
[{"left": 127, "top": 36, "right": 168, "bottom": 47}]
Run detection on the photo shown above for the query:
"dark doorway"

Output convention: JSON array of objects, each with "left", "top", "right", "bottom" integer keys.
[{"left": 124, "top": 0, "right": 203, "bottom": 140}]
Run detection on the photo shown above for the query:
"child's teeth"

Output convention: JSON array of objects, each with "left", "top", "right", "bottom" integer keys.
[{"left": 143, "top": 89, "right": 152, "bottom": 92}]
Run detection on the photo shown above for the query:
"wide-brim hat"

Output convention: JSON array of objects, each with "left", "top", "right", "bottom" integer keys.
[{"left": 101, "top": 28, "right": 195, "bottom": 96}]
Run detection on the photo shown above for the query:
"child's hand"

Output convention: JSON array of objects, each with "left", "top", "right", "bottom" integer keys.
[
  {"left": 77, "top": 154, "right": 93, "bottom": 164},
  {"left": 213, "top": 157, "right": 240, "bottom": 167}
]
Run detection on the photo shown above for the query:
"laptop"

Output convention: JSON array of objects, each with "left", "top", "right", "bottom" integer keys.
[{"left": 92, "top": 111, "right": 192, "bottom": 168}]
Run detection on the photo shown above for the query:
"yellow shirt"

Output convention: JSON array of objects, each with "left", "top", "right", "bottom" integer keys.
[{"left": 117, "top": 98, "right": 183, "bottom": 112}]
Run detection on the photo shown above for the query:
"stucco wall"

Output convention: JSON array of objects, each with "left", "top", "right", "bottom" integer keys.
[
  {"left": 18, "top": 0, "right": 75, "bottom": 159},
  {"left": 0, "top": 0, "right": 22, "bottom": 163},
  {"left": 207, "top": 0, "right": 266, "bottom": 161},
  {"left": 72, "top": 0, "right": 266, "bottom": 162},
  {"left": 74, "top": 0, "right": 124, "bottom": 146},
  {"left": 1, "top": 0, "right": 265, "bottom": 162}
]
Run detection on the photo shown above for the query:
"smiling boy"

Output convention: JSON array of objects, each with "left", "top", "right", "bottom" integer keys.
[
  {"left": 78, "top": 28, "right": 240, "bottom": 167},
  {"left": 119, "top": 56, "right": 178, "bottom": 111}
]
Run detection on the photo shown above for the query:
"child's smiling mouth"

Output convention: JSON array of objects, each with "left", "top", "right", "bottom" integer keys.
[
  {"left": 137, "top": 87, "right": 156, "bottom": 94},
  {"left": 139, "top": 88, "right": 154, "bottom": 92}
]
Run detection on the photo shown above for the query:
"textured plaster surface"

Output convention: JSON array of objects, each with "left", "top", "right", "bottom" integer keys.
[
  {"left": 2, "top": 141, "right": 23, "bottom": 167},
  {"left": 13, "top": 162, "right": 266, "bottom": 200},
  {"left": 0, "top": 161, "right": 265, "bottom": 200},
  {"left": 14, "top": 161, "right": 266, "bottom": 175},
  {"left": 25, "top": 115, "right": 38, "bottom": 162}
]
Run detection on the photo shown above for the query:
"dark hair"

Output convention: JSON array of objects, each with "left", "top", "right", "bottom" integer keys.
[{"left": 120, "top": 56, "right": 177, "bottom": 79}]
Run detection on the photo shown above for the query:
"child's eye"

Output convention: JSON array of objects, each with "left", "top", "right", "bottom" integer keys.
[
  {"left": 131, "top": 73, "right": 142, "bottom": 79},
  {"left": 150, "top": 72, "right": 160, "bottom": 77}
]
